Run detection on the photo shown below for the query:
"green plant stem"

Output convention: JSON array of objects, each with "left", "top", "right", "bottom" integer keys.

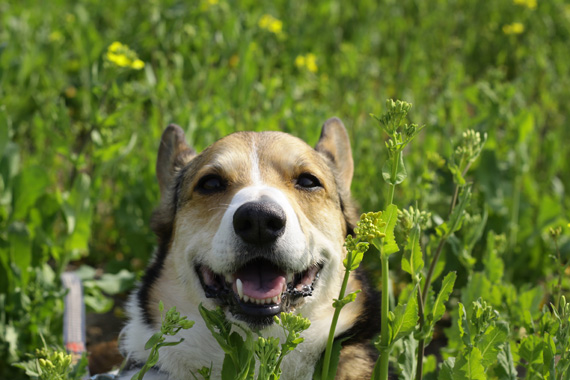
[
  {"left": 553, "top": 237, "right": 567, "bottom": 310},
  {"left": 321, "top": 256, "right": 352, "bottom": 380},
  {"left": 387, "top": 150, "right": 401, "bottom": 206},
  {"left": 416, "top": 166, "right": 470, "bottom": 379},
  {"left": 449, "top": 160, "right": 470, "bottom": 214},
  {"left": 414, "top": 287, "right": 425, "bottom": 380},
  {"left": 377, "top": 250, "right": 391, "bottom": 380}
]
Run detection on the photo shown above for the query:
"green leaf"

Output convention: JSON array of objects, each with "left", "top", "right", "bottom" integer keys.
[
  {"left": 0, "top": 109, "right": 9, "bottom": 158},
  {"left": 221, "top": 353, "right": 238, "bottom": 380},
  {"left": 8, "top": 222, "right": 32, "bottom": 287},
  {"left": 476, "top": 322, "right": 508, "bottom": 366},
  {"left": 344, "top": 249, "right": 364, "bottom": 271},
  {"left": 145, "top": 332, "right": 164, "bottom": 350},
  {"left": 402, "top": 224, "right": 424, "bottom": 278},
  {"left": 62, "top": 173, "right": 93, "bottom": 258},
  {"left": 542, "top": 333, "right": 556, "bottom": 380},
  {"left": 445, "top": 186, "right": 472, "bottom": 237},
  {"left": 95, "top": 269, "right": 136, "bottom": 294},
  {"left": 439, "top": 358, "right": 455, "bottom": 380},
  {"left": 448, "top": 162, "right": 466, "bottom": 186},
  {"left": 377, "top": 204, "right": 399, "bottom": 255},
  {"left": 313, "top": 336, "right": 349, "bottom": 380},
  {"left": 429, "top": 272, "right": 457, "bottom": 326},
  {"left": 483, "top": 231, "right": 504, "bottom": 283},
  {"left": 396, "top": 336, "right": 418, "bottom": 380},
  {"left": 495, "top": 342, "right": 517, "bottom": 380},
  {"left": 452, "top": 347, "right": 486, "bottom": 380},
  {"left": 457, "top": 303, "right": 472, "bottom": 347},
  {"left": 519, "top": 335, "right": 544, "bottom": 367},
  {"left": 390, "top": 285, "right": 418, "bottom": 344},
  {"left": 382, "top": 150, "right": 407, "bottom": 185},
  {"left": 12, "top": 165, "right": 50, "bottom": 220},
  {"left": 332, "top": 290, "right": 360, "bottom": 309}
]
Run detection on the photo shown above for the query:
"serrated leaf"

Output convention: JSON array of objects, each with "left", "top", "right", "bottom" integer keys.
[
  {"left": 453, "top": 347, "right": 486, "bottom": 380},
  {"left": 495, "top": 342, "right": 517, "bottom": 380},
  {"left": 429, "top": 272, "right": 456, "bottom": 327},
  {"left": 390, "top": 285, "right": 418, "bottom": 344},
  {"left": 477, "top": 322, "right": 508, "bottom": 366},
  {"left": 457, "top": 303, "right": 472, "bottom": 347},
  {"left": 519, "top": 335, "right": 544, "bottom": 367},
  {"left": 402, "top": 224, "right": 424, "bottom": 278},
  {"left": 397, "top": 336, "right": 418, "bottom": 380},
  {"left": 332, "top": 290, "right": 360, "bottom": 308},
  {"left": 377, "top": 204, "right": 399, "bottom": 255},
  {"left": 439, "top": 358, "right": 456, "bottom": 380},
  {"left": 382, "top": 151, "right": 407, "bottom": 185},
  {"left": 344, "top": 250, "right": 364, "bottom": 271},
  {"left": 542, "top": 333, "right": 556, "bottom": 379}
]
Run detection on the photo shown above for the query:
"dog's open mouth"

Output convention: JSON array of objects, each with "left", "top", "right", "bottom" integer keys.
[{"left": 197, "top": 258, "right": 321, "bottom": 325}]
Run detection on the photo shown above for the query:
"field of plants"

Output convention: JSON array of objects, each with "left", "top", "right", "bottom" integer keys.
[{"left": 1, "top": 0, "right": 569, "bottom": 379}]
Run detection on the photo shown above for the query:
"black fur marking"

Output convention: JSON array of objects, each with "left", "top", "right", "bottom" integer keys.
[
  {"left": 137, "top": 229, "right": 172, "bottom": 326},
  {"left": 137, "top": 166, "right": 188, "bottom": 326}
]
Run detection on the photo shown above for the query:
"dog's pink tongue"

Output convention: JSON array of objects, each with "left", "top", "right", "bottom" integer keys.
[{"left": 235, "top": 262, "right": 286, "bottom": 299}]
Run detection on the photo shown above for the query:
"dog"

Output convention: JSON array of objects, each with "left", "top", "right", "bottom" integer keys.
[{"left": 119, "top": 118, "right": 380, "bottom": 379}]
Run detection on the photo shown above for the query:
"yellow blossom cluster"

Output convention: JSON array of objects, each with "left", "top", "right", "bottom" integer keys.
[
  {"left": 258, "top": 14, "right": 283, "bottom": 35},
  {"left": 503, "top": 22, "right": 525, "bottom": 35},
  {"left": 105, "top": 41, "right": 145, "bottom": 70},
  {"left": 513, "top": 0, "right": 537, "bottom": 10},
  {"left": 295, "top": 53, "right": 318, "bottom": 73}
]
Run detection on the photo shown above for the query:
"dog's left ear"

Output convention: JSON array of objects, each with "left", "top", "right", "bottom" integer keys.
[
  {"left": 315, "top": 117, "right": 354, "bottom": 193},
  {"left": 156, "top": 124, "right": 196, "bottom": 199}
]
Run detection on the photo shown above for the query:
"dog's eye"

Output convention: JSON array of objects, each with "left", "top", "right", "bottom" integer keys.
[
  {"left": 296, "top": 173, "right": 322, "bottom": 190},
  {"left": 196, "top": 174, "right": 226, "bottom": 194}
]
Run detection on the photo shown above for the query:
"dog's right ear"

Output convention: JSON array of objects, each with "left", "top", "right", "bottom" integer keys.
[{"left": 156, "top": 124, "right": 196, "bottom": 199}]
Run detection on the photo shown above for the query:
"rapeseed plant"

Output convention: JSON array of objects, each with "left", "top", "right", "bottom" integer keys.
[
  {"left": 503, "top": 22, "right": 525, "bottom": 35},
  {"left": 295, "top": 54, "right": 318, "bottom": 73},
  {"left": 258, "top": 14, "right": 283, "bottom": 35},
  {"left": 105, "top": 42, "right": 145, "bottom": 70},
  {"left": 513, "top": 0, "right": 537, "bottom": 10}
]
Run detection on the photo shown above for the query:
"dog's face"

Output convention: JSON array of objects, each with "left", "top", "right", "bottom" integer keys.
[{"left": 143, "top": 118, "right": 357, "bottom": 329}]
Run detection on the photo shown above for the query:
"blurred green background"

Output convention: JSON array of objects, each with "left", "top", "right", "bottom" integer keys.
[{"left": 1, "top": 0, "right": 569, "bottom": 376}]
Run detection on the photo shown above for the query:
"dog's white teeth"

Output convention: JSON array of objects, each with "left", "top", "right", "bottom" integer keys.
[
  {"left": 272, "top": 295, "right": 279, "bottom": 304},
  {"left": 286, "top": 273, "right": 294, "bottom": 283},
  {"left": 243, "top": 295, "right": 249, "bottom": 303},
  {"left": 236, "top": 278, "right": 244, "bottom": 299}
]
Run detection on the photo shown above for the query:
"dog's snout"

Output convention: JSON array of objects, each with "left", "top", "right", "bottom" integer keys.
[{"left": 233, "top": 201, "right": 286, "bottom": 245}]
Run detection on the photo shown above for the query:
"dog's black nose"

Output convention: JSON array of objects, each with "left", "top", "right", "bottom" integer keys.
[{"left": 233, "top": 201, "right": 286, "bottom": 245}]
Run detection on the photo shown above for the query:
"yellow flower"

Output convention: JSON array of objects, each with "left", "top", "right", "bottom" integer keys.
[
  {"left": 109, "top": 41, "right": 123, "bottom": 53},
  {"left": 258, "top": 14, "right": 283, "bottom": 35},
  {"left": 295, "top": 54, "right": 318, "bottom": 73},
  {"left": 305, "top": 53, "right": 318, "bottom": 73},
  {"left": 132, "top": 59, "right": 145, "bottom": 70},
  {"left": 503, "top": 22, "right": 525, "bottom": 34},
  {"left": 105, "top": 42, "right": 145, "bottom": 70},
  {"left": 107, "top": 52, "right": 130, "bottom": 67},
  {"left": 513, "top": 0, "right": 536, "bottom": 10}
]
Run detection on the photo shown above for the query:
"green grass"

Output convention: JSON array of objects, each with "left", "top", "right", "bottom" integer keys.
[{"left": 1, "top": 0, "right": 569, "bottom": 378}]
